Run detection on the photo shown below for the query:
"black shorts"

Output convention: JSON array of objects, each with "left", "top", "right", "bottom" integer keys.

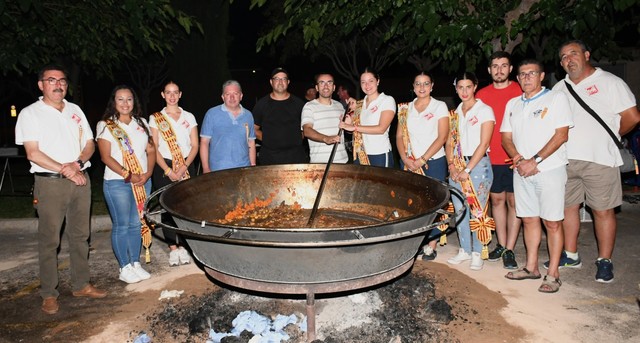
[{"left": 490, "top": 164, "right": 514, "bottom": 193}]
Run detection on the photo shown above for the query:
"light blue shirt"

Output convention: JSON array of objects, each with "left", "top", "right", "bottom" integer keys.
[{"left": 200, "top": 104, "right": 256, "bottom": 171}]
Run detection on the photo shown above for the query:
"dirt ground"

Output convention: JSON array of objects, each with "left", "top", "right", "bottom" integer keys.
[
  {"left": 0, "top": 229, "right": 522, "bottom": 343},
  {"left": 1, "top": 198, "right": 640, "bottom": 343}
]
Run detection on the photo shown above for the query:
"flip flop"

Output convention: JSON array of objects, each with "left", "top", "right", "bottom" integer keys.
[
  {"left": 505, "top": 267, "right": 542, "bottom": 280},
  {"left": 538, "top": 275, "right": 562, "bottom": 293}
]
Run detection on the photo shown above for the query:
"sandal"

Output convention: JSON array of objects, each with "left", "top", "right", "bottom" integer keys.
[
  {"left": 505, "top": 267, "right": 542, "bottom": 280},
  {"left": 538, "top": 275, "right": 562, "bottom": 293}
]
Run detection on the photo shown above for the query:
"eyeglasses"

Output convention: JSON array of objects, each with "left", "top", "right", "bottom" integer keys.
[
  {"left": 317, "top": 80, "right": 334, "bottom": 86},
  {"left": 271, "top": 77, "right": 289, "bottom": 82},
  {"left": 517, "top": 71, "right": 541, "bottom": 79},
  {"left": 42, "top": 78, "right": 68, "bottom": 86},
  {"left": 413, "top": 81, "right": 432, "bottom": 87}
]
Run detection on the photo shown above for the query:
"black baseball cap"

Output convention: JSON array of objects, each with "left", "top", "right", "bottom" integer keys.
[{"left": 270, "top": 67, "right": 289, "bottom": 78}]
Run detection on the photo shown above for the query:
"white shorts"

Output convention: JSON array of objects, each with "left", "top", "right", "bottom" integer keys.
[{"left": 514, "top": 166, "right": 567, "bottom": 221}]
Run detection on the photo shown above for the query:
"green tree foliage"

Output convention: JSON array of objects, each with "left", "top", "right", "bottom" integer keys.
[
  {"left": 0, "top": 0, "right": 200, "bottom": 78},
  {"left": 250, "top": 0, "right": 639, "bottom": 74}
]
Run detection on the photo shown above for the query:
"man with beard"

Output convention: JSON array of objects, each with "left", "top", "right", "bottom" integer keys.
[
  {"left": 301, "top": 73, "right": 348, "bottom": 163},
  {"left": 15, "top": 65, "right": 107, "bottom": 314},
  {"left": 476, "top": 51, "right": 523, "bottom": 269},
  {"left": 501, "top": 59, "right": 573, "bottom": 293},
  {"left": 253, "top": 67, "right": 308, "bottom": 165},
  {"left": 550, "top": 40, "right": 640, "bottom": 283}
]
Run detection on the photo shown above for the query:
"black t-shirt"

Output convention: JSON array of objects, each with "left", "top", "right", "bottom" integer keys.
[{"left": 253, "top": 94, "right": 307, "bottom": 164}]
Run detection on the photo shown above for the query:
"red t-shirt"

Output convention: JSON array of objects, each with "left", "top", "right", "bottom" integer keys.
[{"left": 476, "top": 81, "right": 523, "bottom": 165}]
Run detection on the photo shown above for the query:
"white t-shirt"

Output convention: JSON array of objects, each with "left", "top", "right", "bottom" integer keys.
[
  {"left": 15, "top": 97, "right": 94, "bottom": 173},
  {"left": 454, "top": 99, "right": 495, "bottom": 155},
  {"left": 96, "top": 117, "right": 151, "bottom": 180},
  {"left": 406, "top": 97, "right": 449, "bottom": 159},
  {"left": 552, "top": 68, "right": 637, "bottom": 167},
  {"left": 360, "top": 92, "right": 396, "bottom": 155},
  {"left": 301, "top": 99, "right": 348, "bottom": 163},
  {"left": 501, "top": 88, "right": 574, "bottom": 172},
  {"left": 148, "top": 107, "right": 198, "bottom": 160}
]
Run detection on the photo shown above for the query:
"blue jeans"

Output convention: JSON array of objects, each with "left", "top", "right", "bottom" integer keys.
[
  {"left": 355, "top": 151, "right": 394, "bottom": 168},
  {"left": 104, "top": 179, "right": 151, "bottom": 268},
  {"left": 449, "top": 156, "right": 493, "bottom": 254}
]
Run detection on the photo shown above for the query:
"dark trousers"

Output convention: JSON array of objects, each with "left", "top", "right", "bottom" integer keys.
[
  {"left": 151, "top": 159, "right": 196, "bottom": 246},
  {"left": 34, "top": 174, "right": 92, "bottom": 298}
]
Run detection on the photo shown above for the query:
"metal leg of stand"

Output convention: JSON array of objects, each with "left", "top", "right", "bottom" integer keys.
[{"left": 0, "top": 158, "right": 14, "bottom": 194}]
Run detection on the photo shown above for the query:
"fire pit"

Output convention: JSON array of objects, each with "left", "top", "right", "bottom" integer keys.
[{"left": 145, "top": 163, "right": 462, "bottom": 341}]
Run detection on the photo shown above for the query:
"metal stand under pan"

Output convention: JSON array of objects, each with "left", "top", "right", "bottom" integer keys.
[{"left": 204, "top": 259, "right": 414, "bottom": 342}]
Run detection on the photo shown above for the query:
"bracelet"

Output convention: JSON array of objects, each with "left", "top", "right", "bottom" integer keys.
[
  {"left": 164, "top": 167, "right": 172, "bottom": 176},
  {"left": 420, "top": 156, "right": 427, "bottom": 165},
  {"left": 122, "top": 168, "right": 131, "bottom": 183}
]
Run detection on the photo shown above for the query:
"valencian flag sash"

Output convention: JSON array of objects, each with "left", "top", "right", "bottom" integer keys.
[
  {"left": 448, "top": 109, "right": 495, "bottom": 258},
  {"left": 152, "top": 112, "right": 190, "bottom": 180},
  {"left": 398, "top": 102, "right": 450, "bottom": 245},
  {"left": 105, "top": 119, "right": 153, "bottom": 263},
  {"left": 351, "top": 100, "right": 371, "bottom": 165}
]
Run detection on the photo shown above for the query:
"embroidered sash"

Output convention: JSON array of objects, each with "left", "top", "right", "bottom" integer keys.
[
  {"left": 105, "top": 119, "right": 153, "bottom": 263},
  {"left": 397, "top": 102, "right": 425, "bottom": 176},
  {"left": 152, "top": 112, "right": 190, "bottom": 180},
  {"left": 448, "top": 109, "right": 495, "bottom": 258},
  {"left": 351, "top": 100, "right": 371, "bottom": 165}
]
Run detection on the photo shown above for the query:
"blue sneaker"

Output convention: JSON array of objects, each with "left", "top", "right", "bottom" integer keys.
[
  {"left": 543, "top": 251, "right": 582, "bottom": 269},
  {"left": 595, "top": 259, "right": 614, "bottom": 283}
]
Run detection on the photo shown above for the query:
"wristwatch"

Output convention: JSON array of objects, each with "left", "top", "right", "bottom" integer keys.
[
  {"left": 533, "top": 154, "right": 543, "bottom": 163},
  {"left": 464, "top": 168, "right": 471, "bottom": 174},
  {"left": 76, "top": 159, "right": 85, "bottom": 169}
]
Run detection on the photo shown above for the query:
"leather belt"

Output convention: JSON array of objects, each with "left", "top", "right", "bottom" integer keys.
[{"left": 35, "top": 172, "right": 65, "bottom": 178}]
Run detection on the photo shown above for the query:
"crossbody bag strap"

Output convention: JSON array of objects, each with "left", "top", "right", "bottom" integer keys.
[{"left": 564, "top": 80, "right": 623, "bottom": 149}]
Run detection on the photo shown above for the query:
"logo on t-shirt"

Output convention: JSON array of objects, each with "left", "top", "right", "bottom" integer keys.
[
  {"left": 468, "top": 116, "right": 478, "bottom": 125},
  {"left": 424, "top": 113, "right": 434, "bottom": 120},
  {"left": 370, "top": 105, "right": 379, "bottom": 113},
  {"left": 586, "top": 85, "right": 599, "bottom": 96},
  {"left": 181, "top": 120, "right": 190, "bottom": 129},
  {"left": 71, "top": 113, "right": 81, "bottom": 124}
]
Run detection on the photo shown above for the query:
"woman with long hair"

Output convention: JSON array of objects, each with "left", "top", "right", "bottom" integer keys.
[
  {"left": 149, "top": 81, "right": 198, "bottom": 267},
  {"left": 340, "top": 67, "right": 396, "bottom": 167},
  {"left": 446, "top": 72, "right": 495, "bottom": 271},
  {"left": 97, "top": 85, "right": 155, "bottom": 284},
  {"left": 396, "top": 71, "right": 449, "bottom": 260}
]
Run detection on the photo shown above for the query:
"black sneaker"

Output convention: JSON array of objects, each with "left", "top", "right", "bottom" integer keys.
[
  {"left": 502, "top": 249, "right": 518, "bottom": 269},
  {"left": 420, "top": 250, "right": 437, "bottom": 261},
  {"left": 487, "top": 244, "right": 506, "bottom": 262},
  {"left": 595, "top": 259, "right": 614, "bottom": 283}
]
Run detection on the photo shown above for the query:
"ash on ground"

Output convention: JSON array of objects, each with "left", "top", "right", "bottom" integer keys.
[{"left": 147, "top": 273, "right": 455, "bottom": 342}]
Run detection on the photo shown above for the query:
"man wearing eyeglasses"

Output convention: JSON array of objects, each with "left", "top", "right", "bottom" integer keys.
[
  {"left": 551, "top": 40, "right": 640, "bottom": 283},
  {"left": 476, "top": 51, "right": 524, "bottom": 270},
  {"left": 500, "top": 59, "right": 573, "bottom": 293},
  {"left": 15, "top": 65, "right": 107, "bottom": 315},
  {"left": 252, "top": 67, "right": 308, "bottom": 165},
  {"left": 301, "top": 73, "right": 348, "bottom": 163}
]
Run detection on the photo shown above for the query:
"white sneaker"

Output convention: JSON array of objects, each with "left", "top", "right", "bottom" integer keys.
[
  {"left": 470, "top": 252, "right": 484, "bottom": 270},
  {"left": 169, "top": 249, "right": 180, "bottom": 266},
  {"left": 178, "top": 247, "right": 191, "bottom": 265},
  {"left": 447, "top": 248, "right": 472, "bottom": 265},
  {"left": 119, "top": 264, "right": 142, "bottom": 284},
  {"left": 133, "top": 262, "right": 151, "bottom": 280}
]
